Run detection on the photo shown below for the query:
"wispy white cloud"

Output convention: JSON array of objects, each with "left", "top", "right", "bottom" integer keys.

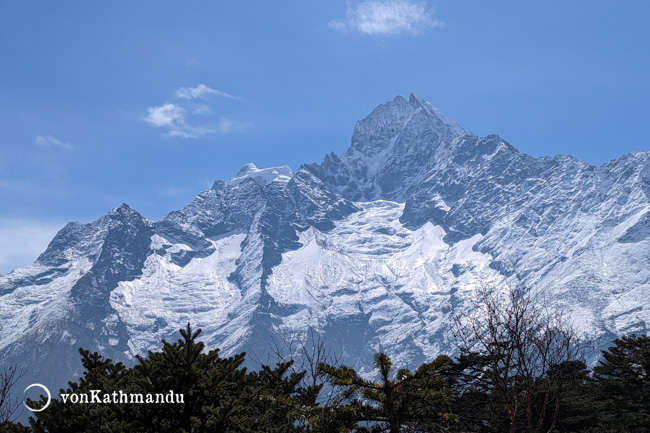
[
  {"left": 144, "top": 103, "right": 213, "bottom": 139},
  {"left": 174, "top": 84, "right": 240, "bottom": 101},
  {"left": 34, "top": 135, "right": 73, "bottom": 150},
  {"left": 0, "top": 218, "right": 63, "bottom": 275},
  {"left": 192, "top": 104, "right": 212, "bottom": 115},
  {"left": 329, "top": 0, "right": 443, "bottom": 37},
  {"left": 144, "top": 85, "right": 247, "bottom": 139},
  {"left": 145, "top": 103, "right": 186, "bottom": 128}
]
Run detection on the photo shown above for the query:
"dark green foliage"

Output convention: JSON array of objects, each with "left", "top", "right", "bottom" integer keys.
[
  {"left": 17, "top": 324, "right": 650, "bottom": 433},
  {"left": 444, "top": 350, "right": 500, "bottom": 433},
  {"left": 0, "top": 421, "right": 32, "bottom": 432},
  {"left": 132, "top": 324, "right": 252, "bottom": 432},
  {"left": 591, "top": 335, "right": 650, "bottom": 433},
  {"left": 242, "top": 361, "right": 307, "bottom": 432},
  {"left": 452, "top": 287, "right": 580, "bottom": 433},
  {"left": 28, "top": 324, "right": 307, "bottom": 433},
  {"left": 28, "top": 349, "right": 135, "bottom": 433},
  {"left": 319, "top": 352, "right": 454, "bottom": 433},
  {"left": 534, "top": 360, "right": 596, "bottom": 433},
  {"left": 448, "top": 336, "right": 650, "bottom": 433}
]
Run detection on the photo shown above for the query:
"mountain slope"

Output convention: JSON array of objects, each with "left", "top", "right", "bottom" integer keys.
[{"left": 1, "top": 94, "right": 648, "bottom": 393}]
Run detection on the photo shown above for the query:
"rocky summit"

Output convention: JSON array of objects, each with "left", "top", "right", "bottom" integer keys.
[{"left": 1, "top": 94, "right": 649, "bottom": 392}]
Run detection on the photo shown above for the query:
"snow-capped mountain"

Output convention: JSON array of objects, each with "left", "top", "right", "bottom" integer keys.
[{"left": 1, "top": 94, "right": 648, "bottom": 392}]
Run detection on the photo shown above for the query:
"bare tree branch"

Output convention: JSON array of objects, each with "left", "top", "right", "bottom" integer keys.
[
  {"left": 452, "top": 285, "right": 580, "bottom": 433},
  {"left": 0, "top": 365, "right": 26, "bottom": 423}
]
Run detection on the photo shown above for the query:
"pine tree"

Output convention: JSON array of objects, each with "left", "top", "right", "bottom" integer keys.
[
  {"left": 26, "top": 323, "right": 314, "bottom": 432},
  {"left": 592, "top": 335, "right": 650, "bottom": 433},
  {"left": 133, "top": 323, "right": 249, "bottom": 432},
  {"left": 29, "top": 349, "right": 136, "bottom": 432},
  {"left": 0, "top": 421, "right": 31, "bottom": 432},
  {"left": 242, "top": 361, "right": 305, "bottom": 432},
  {"left": 536, "top": 360, "right": 596, "bottom": 433},
  {"left": 319, "top": 352, "right": 454, "bottom": 433}
]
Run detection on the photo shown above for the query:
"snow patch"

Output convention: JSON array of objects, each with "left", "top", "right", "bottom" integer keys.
[
  {"left": 228, "top": 163, "right": 294, "bottom": 186},
  {"left": 110, "top": 233, "right": 246, "bottom": 356}
]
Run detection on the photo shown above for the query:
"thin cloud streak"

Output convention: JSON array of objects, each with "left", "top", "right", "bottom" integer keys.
[
  {"left": 330, "top": 0, "right": 444, "bottom": 37},
  {"left": 174, "top": 84, "right": 241, "bottom": 101},
  {"left": 35, "top": 135, "right": 73, "bottom": 150}
]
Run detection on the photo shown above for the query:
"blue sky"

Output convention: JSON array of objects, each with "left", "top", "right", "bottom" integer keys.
[{"left": 0, "top": 1, "right": 649, "bottom": 274}]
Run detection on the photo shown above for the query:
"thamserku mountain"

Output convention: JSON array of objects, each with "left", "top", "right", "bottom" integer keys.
[{"left": 1, "top": 94, "right": 648, "bottom": 392}]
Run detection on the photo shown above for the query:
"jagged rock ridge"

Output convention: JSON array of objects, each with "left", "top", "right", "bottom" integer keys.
[{"left": 1, "top": 94, "right": 648, "bottom": 393}]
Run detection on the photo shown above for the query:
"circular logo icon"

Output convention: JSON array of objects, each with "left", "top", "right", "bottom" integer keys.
[{"left": 24, "top": 383, "right": 51, "bottom": 412}]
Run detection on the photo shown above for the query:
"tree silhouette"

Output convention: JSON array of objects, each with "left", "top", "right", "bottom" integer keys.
[{"left": 320, "top": 352, "right": 454, "bottom": 432}]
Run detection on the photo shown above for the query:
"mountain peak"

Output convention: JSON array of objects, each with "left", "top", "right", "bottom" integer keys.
[
  {"left": 103, "top": 203, "right": 150, "bottom": 227},
  {"left": 408, "top": 92, "right": 423, "bottom": 104},
  {"left": 300, "top": 94, "right": 472, "bottom": 202},
  {"left": 107, "top": 203, "right": 137, "bottom": 217},
  {"left": 409, "top": 93, "right": 465, "bottom": 135},
  {"left": 349, "top": 94, "right": 465, "bottom": 157},
  {"left": 228, "top": 163, "right": 294, "bottom": 186}
]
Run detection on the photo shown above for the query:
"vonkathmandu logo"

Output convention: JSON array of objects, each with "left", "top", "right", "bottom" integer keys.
[
  {"left": 60, "top": 390, "right": 185, "bottom": 404},
  {"left": 24, "top": 384, "right": 52, "bottom": 412},
  {"left": 23, "top": 383, "right": 184, "bottom": 411}
]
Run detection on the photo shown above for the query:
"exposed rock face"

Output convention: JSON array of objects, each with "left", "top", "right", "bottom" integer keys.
[{"left": 1, "top": 94, "right": 648, "bottom": 393}]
